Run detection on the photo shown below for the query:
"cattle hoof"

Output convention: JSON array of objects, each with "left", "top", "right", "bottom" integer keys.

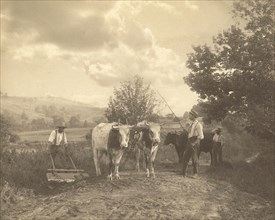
[
  {"left": 115, "top": 174, "right": 120, "bottom": 180},
  {"left": 107, "top": 175, "right": 113, "bottom": 181}
]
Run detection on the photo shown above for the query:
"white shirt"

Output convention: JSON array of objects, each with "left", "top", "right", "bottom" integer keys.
[
  {"left": 213, "top": 133, "right": 224, "bottom": 145},
  {"left": 188, "top": 120, "right": 204, "bottom": 140},
  {"left": 48, "top": 130, "right": 68, "bottom": 145}
]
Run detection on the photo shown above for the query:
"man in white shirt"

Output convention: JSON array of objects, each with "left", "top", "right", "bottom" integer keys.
[
  {"left": 48, "top": 122, "right": 69, "bottom": 169},
  {"left": 212, "top": 127, "right": 224, "bottom": 166},
  {"left": 182, "top": 110, "right": 204, "bottom": 178}
]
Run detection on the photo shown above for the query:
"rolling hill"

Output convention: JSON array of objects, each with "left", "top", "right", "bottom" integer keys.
[{"left": 0, "top": 95, "right": 106, "bottom": 125}]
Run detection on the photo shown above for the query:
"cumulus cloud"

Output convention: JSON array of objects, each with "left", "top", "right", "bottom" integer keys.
[
  {"left": 184, "top": 1, "right": 199, "bottom": 11},
  {"left": 2, "top": 1, "right": 118, "bottom": 51},
  {"left": 2, "top": 1, "right": 189, "bottom": 90}
]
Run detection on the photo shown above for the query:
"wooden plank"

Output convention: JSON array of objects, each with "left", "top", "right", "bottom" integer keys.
[{"left": 47, "top": 169, "right": 85, "bottom": 172}]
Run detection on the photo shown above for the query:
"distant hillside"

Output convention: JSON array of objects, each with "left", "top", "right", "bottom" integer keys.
[{"left": 0, "top": 96, "right": 106, "bottom": 130}]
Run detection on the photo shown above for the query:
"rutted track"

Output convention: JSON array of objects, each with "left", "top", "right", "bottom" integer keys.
[{"left": 4, "top": 164, "right": 274, "bottom": 220}]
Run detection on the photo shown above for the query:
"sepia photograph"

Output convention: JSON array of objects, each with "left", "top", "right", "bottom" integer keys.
[{"left": 1, "top": 0, "right": 274, "bottom": 219}]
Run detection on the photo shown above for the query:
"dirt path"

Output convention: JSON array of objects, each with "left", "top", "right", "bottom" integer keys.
[{"left": 4, "top": 163, "right": 274, "bottom": 220}]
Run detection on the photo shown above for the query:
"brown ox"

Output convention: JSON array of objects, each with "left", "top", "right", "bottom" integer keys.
[{"left": 133, "top": 121, "right": 161, "bottom": 178}]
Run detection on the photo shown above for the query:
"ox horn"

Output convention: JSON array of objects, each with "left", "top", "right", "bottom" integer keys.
[
  {"left": 145, "top": 120, "right": 150, "bottom": 126},
  {"left": 112, "top": 125, "right": 119, "bottom": 130}
]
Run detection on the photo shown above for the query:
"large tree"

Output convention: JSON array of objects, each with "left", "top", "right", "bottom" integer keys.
[
  {"left": 105, "top": 75, "right": 158, "bottom": 124},
  {"left": 184, "top": 0, "right": 274, "bottom": 138}
]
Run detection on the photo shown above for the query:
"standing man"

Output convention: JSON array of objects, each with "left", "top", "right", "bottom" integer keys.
[
  {"left": 48, "top": 122, "right": 69, "bottom": 169},
  {"left": 212, "top": 127, "right": 224, "bottom": 166},
  {"left": 182, "top": 110, "right": 204, "bottom": 178}
]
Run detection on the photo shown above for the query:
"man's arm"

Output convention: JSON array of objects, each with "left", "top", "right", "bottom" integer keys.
[
  {"left": 63, "top": 133, "right": 68, "bottom": 145},
  {"left": 197, "top": 123, "right": 204, "bottom": 140},
  {"left": 48, "top": 130, "right": 56, "bottom": 144},
  {"left": 220, "top": 135, "right": 224, "bottom": 146}
]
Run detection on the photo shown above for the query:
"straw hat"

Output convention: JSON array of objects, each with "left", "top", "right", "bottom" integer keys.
[
  {"left": 189, "top": 110, "right": 199, "bottom": 118},
  {"left": 56, "top": 122, "right": 67, "bottom": 128}
]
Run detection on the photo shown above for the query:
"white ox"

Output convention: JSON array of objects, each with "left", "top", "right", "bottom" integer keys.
[{"left": 92, "top": 123, "right": 132, "bottom": 180}]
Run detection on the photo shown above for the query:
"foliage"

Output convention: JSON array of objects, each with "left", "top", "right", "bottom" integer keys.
[
  {"left": 184, "top": 0, "right": 274, "bottom": 139},
  {"left": 9, "top": 134, "right": 20, "bottom": 143},
  {"left": 31, "top": 118, "right": 50, "bottom": 130},
  {"left": 105, "top": 75, "right": 158, "bottom": 124},
  {"left": 68, "top": 115, "right": 82, "bottom": 128},
  {"left": 21, "top": 111, "right": 28, "bottom": 120},
  {"left": 51, "top": 115, "right": 65, "bottom": 127},
  {"left": 0, "top": 114, "right": 12, "bottom": 157}
]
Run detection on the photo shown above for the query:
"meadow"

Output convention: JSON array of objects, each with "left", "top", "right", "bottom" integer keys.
[{"left": 18, "top": 127, "right": 92, "bottom": 143}]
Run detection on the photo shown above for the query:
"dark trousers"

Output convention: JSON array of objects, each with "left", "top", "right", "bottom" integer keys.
[
  {"left": 212, "top": 142, "right": 222, "bottom": 166},
  {"left": 49, "top": 144, "right": 71, "bottom": 168},
  {"left": 182, "top": 138, "right": 200, "bottom": 175}
]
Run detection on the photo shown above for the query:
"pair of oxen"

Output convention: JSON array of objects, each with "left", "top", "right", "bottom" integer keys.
[{"left": 91, "top": 120, "right": 161, "bottom": 180}]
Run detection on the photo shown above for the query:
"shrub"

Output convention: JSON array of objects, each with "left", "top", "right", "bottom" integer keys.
[{"left": 9, "top": 134, "right": 20, "bottom": 143}]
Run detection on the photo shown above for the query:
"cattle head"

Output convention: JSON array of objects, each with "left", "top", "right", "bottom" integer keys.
[
  {"left": 164, "top": 131, "right": 183, "bottom": 145},
  {"left": 112, "top": 125, "right": 133, "bottom": 148},
  {"left": 164, "top": 132, "right": 176, "bottom": 145},
  {"left": 136, "top": 121, "right": 161, "bottom": 146}
]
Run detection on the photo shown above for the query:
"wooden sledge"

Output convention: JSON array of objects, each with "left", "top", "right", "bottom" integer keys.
[{"left": 47, "top": 154, "right": 89, "bottom": 183}]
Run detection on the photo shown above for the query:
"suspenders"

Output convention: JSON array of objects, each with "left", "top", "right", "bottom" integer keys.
[{"left": 54, "top": 129, "right": 65, "bottom": 146}]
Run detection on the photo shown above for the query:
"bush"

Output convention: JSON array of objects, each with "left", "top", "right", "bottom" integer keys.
[{"left": 9, "top": 134, "right": 20, "bottom": 143}]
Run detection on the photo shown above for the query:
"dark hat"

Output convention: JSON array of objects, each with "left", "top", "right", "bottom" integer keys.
[
  {"left": 189, "top": 110, "right": 199, "bottom": 118},
  {"left": 216, "top": 127, "right": 222, "bottom": 132},
  {"left": 56, "top": 122, "right": 67, "bottom": 128}
]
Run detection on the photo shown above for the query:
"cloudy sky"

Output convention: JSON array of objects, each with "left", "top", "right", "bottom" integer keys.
[{"left": 1, "top": 1, "right": 234, "bottom": 116}]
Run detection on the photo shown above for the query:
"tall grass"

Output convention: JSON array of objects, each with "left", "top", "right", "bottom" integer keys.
[
  {"left": 205, "top": 126, "right": 274, "bottom": 201},
  {"left": 1, "top": 142, "right": 93, "bottom": 192}
]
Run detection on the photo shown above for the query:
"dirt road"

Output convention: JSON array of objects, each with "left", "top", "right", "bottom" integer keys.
[{"left": 4, "top": 163, "right": 274, "bottom": 220}]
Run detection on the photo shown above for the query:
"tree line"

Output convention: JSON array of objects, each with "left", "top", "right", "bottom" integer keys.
[{"left": 2, "top": 111, "right": 95, "bottom": 132}]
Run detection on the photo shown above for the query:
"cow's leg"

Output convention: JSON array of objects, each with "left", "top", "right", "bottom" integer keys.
[
  {"left": 179, "top": 150, "right": 185, "bottom": 163},
  {"left": 114, "top": 149, "right": 125, "bottom": 179},
  {"left": 97, "top": 150, "right": 105, "bottom": 175},
  {"left": 93, "top": 148, "right": 101, "bottom": 176},
  {"left": 198, "top": 149, "right": 201, "bottom": 159},
  {"left": 150, "top": 145, "right": 158, "bottom": 178},
  {"left": 108, "top": 153, "right": 114, "bottom": 181},
  {"left": 175, "top": 147, "right": 181, "bottom": 163},
  {"left": 136, "top": 148, "right": 140, "bottom": 172},
  {"left": 144, "top": 149, "right": 150, "bottom": 177}
]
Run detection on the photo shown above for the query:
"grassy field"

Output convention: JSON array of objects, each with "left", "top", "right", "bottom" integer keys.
[{"left": 18, "top": 127, "right": 92, "bottom": 142}]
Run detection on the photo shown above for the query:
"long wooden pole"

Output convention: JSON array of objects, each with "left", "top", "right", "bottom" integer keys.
[{"left": 155, "top": 89, "right": 186, "bottom": 131}]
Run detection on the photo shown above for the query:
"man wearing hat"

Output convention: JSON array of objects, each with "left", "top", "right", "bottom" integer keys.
[
  {"left": 212, "top": 127, "right": 224, "bottom": 166},
  {"left": 48, "top": 122, "right": 69, "bottom": 168},
  {"left": 182, "top": 110, "right": 204, "bottom": 178}
]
